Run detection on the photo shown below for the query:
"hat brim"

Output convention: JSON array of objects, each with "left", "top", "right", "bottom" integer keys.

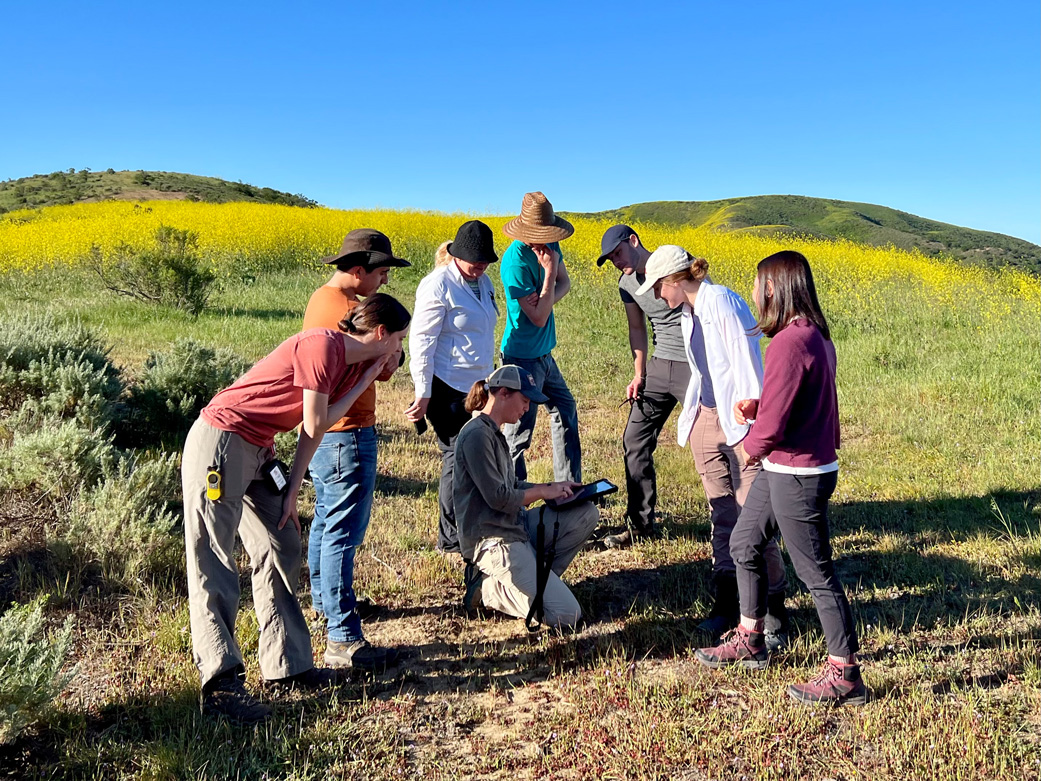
[
  {"left": 502, "top": 215, "right": 575, "bottom": 244},
  {"left": 446, "top": 242, "right": 499, "bottom": 264},
  {"left": 596, "top": 239, "right": 623, "bottom": 267},
  {"left": 521, "top": 386, "right": 549, "bottom": 404},
  {"left": 634, "top": 274, "right": 661, "bottom": 297},
  {"left": 323, "top": 250, "right": 412, "bottom": 268}
]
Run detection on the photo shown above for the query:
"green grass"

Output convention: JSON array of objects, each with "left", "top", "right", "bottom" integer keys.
[
  {"left": 0, "top": 252, "right": 1038, "bottom": 779},
  {"left": 568, "top": 194, "right": 1041, "bottom": 274}
]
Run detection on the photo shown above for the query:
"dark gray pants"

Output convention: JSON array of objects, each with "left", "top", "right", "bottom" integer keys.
[
  {"left": 622, "top": 357, "right": 690, "bottom": 532},
  {"left": 730, "top": 469, "right": 858, "bottom": 657},
  {"left": 425, "top": 376, "right": 471, "bottom": 554}
]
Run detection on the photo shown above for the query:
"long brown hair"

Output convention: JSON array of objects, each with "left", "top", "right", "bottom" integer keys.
[
  {"left": 753, "top": 251, "right": 830, "bottom": 339},
  {"left": 338, "top": 292, "right": 411, "bottom": 335}
]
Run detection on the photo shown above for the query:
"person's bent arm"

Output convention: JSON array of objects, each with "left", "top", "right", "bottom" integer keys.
[
  {"left": 521, "top": 482, "right": 578, "bottom": 506},
  {"left": 406, "top": 279, "right": 447, "bottom": 420},
  {"left": 280, "top": 358, "right": 388, "bottom": 532},
  {"left": 552, "top": 261, "right": 571, "bottom": 304},
  {"left": 517, "top": 245, "right": 558, "bottom": 328},
  {"left": 624, "top": 302, "right": 649, "bottom": 399}
]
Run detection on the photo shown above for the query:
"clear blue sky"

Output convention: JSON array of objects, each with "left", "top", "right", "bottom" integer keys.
[{"left": 2, "top": 1, "right": 1038, "bottom": 243}]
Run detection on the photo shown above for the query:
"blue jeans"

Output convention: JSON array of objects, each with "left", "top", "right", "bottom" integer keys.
[
  {"left": 307, "top": 427, "right": 377, "bottom": 643},
  {"left": 501, "top": 352, "right": 582, "bottom": 483}
]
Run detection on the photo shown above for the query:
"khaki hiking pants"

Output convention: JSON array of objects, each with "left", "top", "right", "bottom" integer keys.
[
  {"left": 690, "top": 405, "right": 786, "bottom": 593},
  {"left": 182, "top": 418, "right": 314, "bottom": 690},
  {"left": 474, "top": 502, "right": 599, "bottom": 629}
]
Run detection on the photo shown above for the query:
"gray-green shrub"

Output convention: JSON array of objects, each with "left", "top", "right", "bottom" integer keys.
[
  {"left": 62, "top": 454, "right": 182, "bottom": 590},
  {"left": 0, "top": 597, "right": 75, "bottom": 744},
  {"left": 119, "top": 338, "right": 248, "bottom": 447},
  {"left": 0, "top": 421, "right": 116, "bottom": 495},
  {"left": 0, "top": 316, "right": 122, "bottom": 430}
]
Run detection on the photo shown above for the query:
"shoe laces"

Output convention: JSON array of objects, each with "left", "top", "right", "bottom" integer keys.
[{"left": 810, "top": 661, "right": 843, "bottom": 686}]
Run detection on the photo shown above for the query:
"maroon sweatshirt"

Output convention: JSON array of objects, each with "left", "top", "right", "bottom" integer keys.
[{"left": 743, "top": 319, "right": 840, "bottom": 468}]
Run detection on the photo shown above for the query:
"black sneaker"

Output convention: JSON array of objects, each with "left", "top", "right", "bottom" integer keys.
[
  {"left": 263, "top": 666, "right": 344, "bottom": 691},
  {"left": 201, "top": 673, "right": 272, "bottom": 725},
  {"left": 463, "top": 561, "right": 484, "bottom": 613}
]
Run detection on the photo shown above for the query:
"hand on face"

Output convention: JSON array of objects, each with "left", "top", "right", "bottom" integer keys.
[{"left": 531, "top": 243, "right": 559, "bottom": 272}]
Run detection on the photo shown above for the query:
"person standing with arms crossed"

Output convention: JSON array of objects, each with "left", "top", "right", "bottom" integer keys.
[
  {"left": 302, "top": 229, "right": 410, "bottom": 672},
  {"left": 595, "top": 225, "right": 691, "bottom": 548},
  {"left": 499, "top": 191, "right": 581, "bottom": 484}
]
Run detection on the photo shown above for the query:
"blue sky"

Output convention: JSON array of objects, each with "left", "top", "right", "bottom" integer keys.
[{"left": 2, "top": 1, "right": 1038, "bottom": 243}]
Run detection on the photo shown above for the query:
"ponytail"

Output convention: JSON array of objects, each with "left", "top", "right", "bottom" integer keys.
[
  {"left": 464, "top": 379, "right": 489, "bottom": 413},
  {"left": 338, "top": 292, "right": 411, "bottom": 336}
]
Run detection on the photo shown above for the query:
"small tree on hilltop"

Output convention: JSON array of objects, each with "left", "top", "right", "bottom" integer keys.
[{"left": 91, "top": 226, "right": 216, "bottom": 317}]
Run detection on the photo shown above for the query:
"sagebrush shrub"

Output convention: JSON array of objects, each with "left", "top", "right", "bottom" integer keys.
[
  {"left": 0, "top": 421, "right": 116, "bottom": 494},
  {"left": 0, "top": 597, "right": 75, "bottom": 744},
  {"left": 118, "top": 338, "right": 248, "bottom": 447},
  {"left": 0, "top": 316, "right": 122, "bottom": 430},
  {"left": 62, "top": 454, "right": 182, "bottom": 590}
]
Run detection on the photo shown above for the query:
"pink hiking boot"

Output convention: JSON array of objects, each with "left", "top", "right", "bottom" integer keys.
[
  {"left": 695, "top": 625, "right": 770, "bottom": 670},
  {"left": 787, "top": 660, "right": 869, "bottom": 706}
]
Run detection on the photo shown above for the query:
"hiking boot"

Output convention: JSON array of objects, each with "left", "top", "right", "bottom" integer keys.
[
  {"left": 695, "top": 625, "right": 770, "bottom": 670},
  {"left": 201, "top": 672, "right": 272, "bottom": 725},
  {"left": 263, "top": 666, "right": 343, "bottom": 691},
  {"left": 697, "top": 572, "right": 739, "bottom": 637},
  {"left": 463, "top": 561, "right": 484, "bottom": 613},
  {"left": 764, "top": 591, "right": 790, "bottom": 653},
  {"left": 788, "top": 660, "right": 869, "bottom": 706},
  {"left": 324, "top": 639, "right": 400, "bottom": 672}
]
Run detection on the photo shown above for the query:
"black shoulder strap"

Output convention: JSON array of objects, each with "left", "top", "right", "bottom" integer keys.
[{"left": 525, "top": 505, "right": 560, "bottom": 633}]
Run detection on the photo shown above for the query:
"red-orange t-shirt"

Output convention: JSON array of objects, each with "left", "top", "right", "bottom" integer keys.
[
  {"left": 302, "top": 286, "right": 376, "bottom": 430},
  {"left": 201, "top": 329, "right": 370, "bottom": 448}
]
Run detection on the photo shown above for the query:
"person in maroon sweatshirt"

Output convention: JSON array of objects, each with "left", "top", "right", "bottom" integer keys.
[{"left": 694, "top": 250, "right": 869, "bottom": 706}]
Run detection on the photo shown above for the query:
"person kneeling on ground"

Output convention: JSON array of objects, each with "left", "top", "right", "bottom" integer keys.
[{"left": 454, "top": 366, "right": 598, "bottom": 629}]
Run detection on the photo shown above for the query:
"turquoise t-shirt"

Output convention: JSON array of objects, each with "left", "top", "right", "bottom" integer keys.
[{"left": 499, "top": 240, "right": 561, "bottom": 359}]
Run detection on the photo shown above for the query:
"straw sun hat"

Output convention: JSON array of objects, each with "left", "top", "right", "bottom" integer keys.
[{"left": 502, "top": 191, "right": 575, "bottom": 243}]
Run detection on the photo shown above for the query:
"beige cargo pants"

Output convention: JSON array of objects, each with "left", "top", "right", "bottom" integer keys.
[
  {"left": 182, "top": 418, "right": 314, "bottom": 690},
  {"left": 474, "top": 502, "right": 599, "bottom": 629}
]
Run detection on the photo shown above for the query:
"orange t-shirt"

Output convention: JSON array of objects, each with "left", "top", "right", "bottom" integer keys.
[{"left": 302, "top": 286, "right": 376, "bottom": 430}]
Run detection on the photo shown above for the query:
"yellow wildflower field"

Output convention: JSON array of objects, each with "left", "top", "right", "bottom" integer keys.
[{"left": 0, "top": 200, "right": 1036, "bottom": 326}]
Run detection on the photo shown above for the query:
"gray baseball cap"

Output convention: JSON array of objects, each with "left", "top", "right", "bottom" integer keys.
[{"left": 488, "top": 365, "right": 548, "bottom": 403}]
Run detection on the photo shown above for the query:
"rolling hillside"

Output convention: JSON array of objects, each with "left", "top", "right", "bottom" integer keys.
[
  {"left": 0, "top": 169, "right": 317, "bottom": 211},
  {"left": 569, "top": 195, "right": 1040, "bottom": 273}
]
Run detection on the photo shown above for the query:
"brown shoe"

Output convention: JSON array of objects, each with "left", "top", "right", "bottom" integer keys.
[
  {"left": 695, "top": 625, "right": 770, "bottom": 670},
  {"left": 787, "top": 661, "right": 869, "bottom": 706},
  {"left": 263, "top": 666, "right": 344, "bottom": 691},
  {"left": 201, "top": 672, "right": 272, "bottom": 724}
]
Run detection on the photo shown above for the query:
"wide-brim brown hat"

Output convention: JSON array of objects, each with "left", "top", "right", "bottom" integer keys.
[
  {"left": 502, "top": 191, "right": 575, "bottom": 243},
  {"left": 322, "top": 228, "right": 411, "bottom": 269}
]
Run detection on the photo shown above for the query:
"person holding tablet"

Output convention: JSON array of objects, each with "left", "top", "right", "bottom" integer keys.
[
  {"left": 696, "top": 250, "right": 868, "bottom": 706},
  {"left": 454, "top": 365, "right": 598, "bottom": 629},
  {"left": 636, "top": 246, "right": 790, "bottom": 648}
]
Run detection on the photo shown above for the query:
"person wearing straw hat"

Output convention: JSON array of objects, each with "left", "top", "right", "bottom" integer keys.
[
  {"left": 634, "top": 246, "right": 790, "bottom": 650},
  {"left": 454, "top": 365, "right": 598, "bottom": 628},
  {"left": 405, "top": 220, "right": 501, "bottom": 554},
  {"left": 498, "top": 191, "right": 582, "bottom": 484},
  {"left": 595, "top": 225, "right": 691, "bottom": 550},
  {"left": 301, "top": 228, "right": 411, "bottom": 673}
]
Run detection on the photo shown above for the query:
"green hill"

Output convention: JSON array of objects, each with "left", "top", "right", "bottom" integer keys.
[
  {"left": 569, "top": 195, "right": 1040, "bottom": 274},
  {"left": 0, "top": 169, "right": 318, "bottom": 211}
]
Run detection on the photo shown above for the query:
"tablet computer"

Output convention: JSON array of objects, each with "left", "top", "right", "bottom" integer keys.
[{"left": 545, "top": 479, "right": 618, "bottom": 510}]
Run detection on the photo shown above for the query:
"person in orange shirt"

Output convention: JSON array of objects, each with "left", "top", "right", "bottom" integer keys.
[{"left": 303, "top": 229, "right": 410, "bottom": 672}]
